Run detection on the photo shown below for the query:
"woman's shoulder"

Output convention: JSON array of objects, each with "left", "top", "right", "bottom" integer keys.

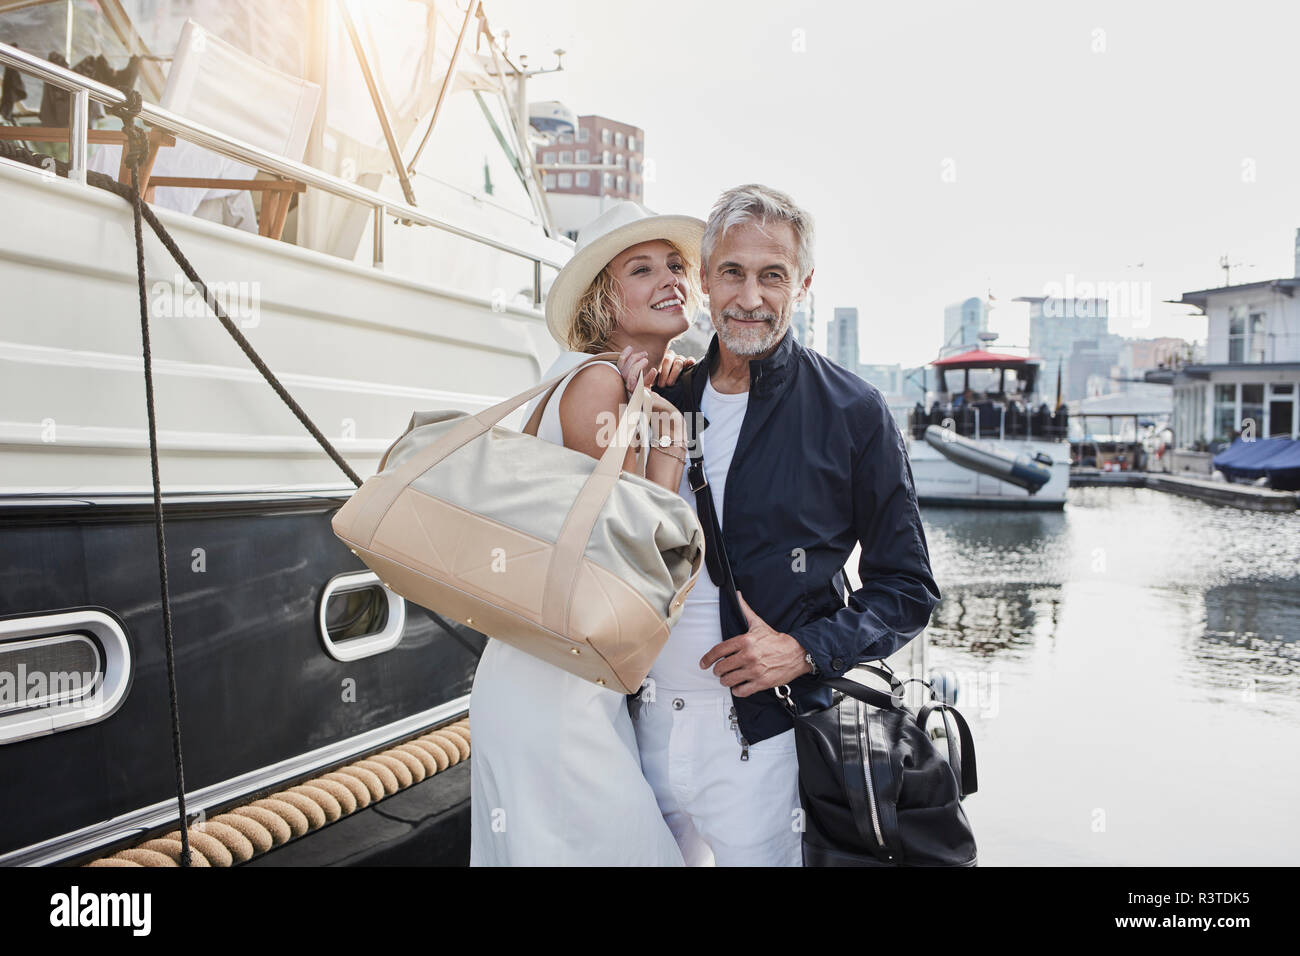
[{"left": 560, "top": 358, "right": 623, "bottom": 404}]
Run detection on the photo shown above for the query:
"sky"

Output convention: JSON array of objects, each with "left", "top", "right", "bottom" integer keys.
[{"left": 486, "top": 0, "right": 1300, "bottom": 368}]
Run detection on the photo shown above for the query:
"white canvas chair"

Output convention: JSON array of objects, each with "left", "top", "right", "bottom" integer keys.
[{"left": 90, "top": 18, "right": 321, "bottom": 239}]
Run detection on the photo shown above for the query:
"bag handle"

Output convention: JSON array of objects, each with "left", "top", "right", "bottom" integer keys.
[
  {"left": 347, "top": 352, "right": 647, "bottom": 549},
  {"left": 540, "top": 374, "right": 655, "bottom": 633},
  {"left": 916, "top": 700, "right": 978, "bottom": 798},
  {"left": 821, "top": 673, "right": 906, "bottom": 713}
]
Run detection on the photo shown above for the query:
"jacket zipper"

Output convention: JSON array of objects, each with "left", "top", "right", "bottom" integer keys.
[
  {"left": 857, "top": 700, "right": 886, "bottom": 851},
  {"left": 729, "top": 705, "right": 749, "bottom": 761}
]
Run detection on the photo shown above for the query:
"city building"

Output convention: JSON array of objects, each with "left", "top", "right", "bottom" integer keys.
[
  {"left": 942, "top": 297, "right": 989, "bottom": 355},
  {"left": 1158, "top": 229, "right": 1300, "bottom": 469},
  {"left": 533, "top": 112, "right": 645, "bottom": 240},
  {"left": 827, "top": 307, "right": 860, "bottom": 373},
  {"left": 1017, "top": 295, "right": 1111, "bottom": 402},
  {"left": 791, "top": 292, "right": 815, "bottom": 348},
  {"left": 1067, "top": 336, "right": 1125, "bottom": 400}
]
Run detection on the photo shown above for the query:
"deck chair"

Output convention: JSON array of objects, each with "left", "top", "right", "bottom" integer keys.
[{"left": 88, "top": 19, "right": 320, "bottom": 239}]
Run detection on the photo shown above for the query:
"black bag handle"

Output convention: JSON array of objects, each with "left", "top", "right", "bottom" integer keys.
[{"left": 916, "top": 700, "right": 979, "bottom": 798}]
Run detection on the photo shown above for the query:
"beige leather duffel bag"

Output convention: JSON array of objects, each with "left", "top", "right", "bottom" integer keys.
[{"left": 331, "top": 353, "right": 705, "bottom": 694}]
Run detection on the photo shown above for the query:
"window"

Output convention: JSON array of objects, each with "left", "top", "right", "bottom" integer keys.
[
  {"left": 601, "top": 128, "right": 611, "bottom": 145},
  {"left": 578, "top": 128, "right": 590, "bottom": 142},
  {"left": 628, "top": 158, "right": 637, "bottom": 174},
  {"left": 616, "top": 175, "right": 625, "bottom": 192},
  {"left": 559, "top": 151, "right": 572, "bottom": 164},
  {"left": 1213, "top": 383, "right": 1237, "bottom": 442},
  {"left": 410, "top": 86, "right": 539, "bottom": 220},
  {"left": 1249, "top": 312, "right": 1267, "bottom": 362},
  {"left": 1241, "top": 384, "right": 1265, "bottom": 436},
  {"left": 576, "top": 171, "right": 590, "bottom": 187},
  {"left": 616, "top": 154, "right": 626, "bottom": 168},
  {"left": 629, "top": 135, "right": 638, "bottom": 151},
  {"left": 1226, "top": 306, "right": 1266, "bottom": 363},
  {"left": 602, "top": 172, "right": 613, "bottom": 190},
  {"left": 319, "top": 571, "right": 407, "bottom": 662},
  {"left": 559, "top": 132, "right": 573, "bottom": 144},
  {"left": 615, "top": 131, "right": 625, "bottom": 147},
  {"left": 0, "top": 609, "right": 132, "bottom": 743},
  {"left": 558, "top": 172, "right": 572, "bottom": 188},
  {"left": 576, "top": 149, "right": 590, "bottom": 163},
  {"left": 543, "top": 174, "right": 556, "bottom": 188},
  {"left": 543, "top": 151, "right": 556, "bottom": 165},
  {"left": 602, "top": 150, "right": 611, "bottom": 166},
  {"left": 1228, "top": 309, "right": 1245, "bottom": 363},
  {"left": 633, "top": 181, "right": 640, "bottom": 195}
]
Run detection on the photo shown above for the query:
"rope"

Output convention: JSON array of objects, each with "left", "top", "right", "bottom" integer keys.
[
  {"left": 107, "top": 90, "right": 193, "bottom": 868},
  {"left": 84, "top": 719, "right": 470, "bottom": 866}
]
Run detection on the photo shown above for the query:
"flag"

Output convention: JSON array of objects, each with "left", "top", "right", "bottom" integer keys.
[{"left": 1054, "top": 359, "right": 1063, "bottom": 413}]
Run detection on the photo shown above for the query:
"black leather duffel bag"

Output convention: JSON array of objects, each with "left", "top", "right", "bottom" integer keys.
[{"left": 776, "top": 665, "right": 979, "bottom": 867}]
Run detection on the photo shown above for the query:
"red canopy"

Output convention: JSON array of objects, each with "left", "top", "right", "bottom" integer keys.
[{"left": 930, "top": 349, "right": 1038, "bottom": 368}]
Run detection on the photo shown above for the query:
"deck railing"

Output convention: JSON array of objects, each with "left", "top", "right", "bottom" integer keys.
[
  {"left": 910, "top": 401, "right": 1070, "bottom": 441},
  {"left": 0, "top": 41, "right": 565, "bottom": 304}
]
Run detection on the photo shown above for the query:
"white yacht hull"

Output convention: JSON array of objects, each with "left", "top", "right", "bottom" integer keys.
[{"left": 0, "top": 159, "right": 562, "bottom": 494}]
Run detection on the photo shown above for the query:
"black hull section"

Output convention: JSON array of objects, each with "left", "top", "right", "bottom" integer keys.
[{"left": 0, "top": 492, "right": 485, "bottom": 863}]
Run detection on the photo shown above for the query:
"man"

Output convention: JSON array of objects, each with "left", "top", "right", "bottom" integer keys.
[{"left": 633, "top": 184, "right": 941, "bottom": 866}]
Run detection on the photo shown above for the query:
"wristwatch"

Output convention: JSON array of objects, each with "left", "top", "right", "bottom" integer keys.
[{"left": 804, "top": 651, "right": 820, "bottom": 677}]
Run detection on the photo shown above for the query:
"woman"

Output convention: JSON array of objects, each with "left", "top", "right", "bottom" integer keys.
[{"left": 468, "top": 202, "right": 703, "bottom": 866}]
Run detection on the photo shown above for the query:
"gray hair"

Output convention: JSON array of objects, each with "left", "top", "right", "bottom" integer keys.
[{"left": 701, "top": 183, "right": 815, "bottom": 282}]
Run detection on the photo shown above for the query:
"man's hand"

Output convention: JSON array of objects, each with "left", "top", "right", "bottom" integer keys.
[{"left": 699, "top": 591, "right": 812, "bottom": 697}]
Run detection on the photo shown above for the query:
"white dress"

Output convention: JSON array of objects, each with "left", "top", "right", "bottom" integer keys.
[{"left": 468, "top": 351, "right": 686, "bottom": 866}]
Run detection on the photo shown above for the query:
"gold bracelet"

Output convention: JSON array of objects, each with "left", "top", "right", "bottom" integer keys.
[{"left": 650, "top": 444, "right": 687, "bottom": 463}]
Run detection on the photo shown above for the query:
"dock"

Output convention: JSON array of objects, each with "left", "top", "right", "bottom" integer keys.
[{"left": 1069, "top": 469, "right": 1299, "bottom": 512}]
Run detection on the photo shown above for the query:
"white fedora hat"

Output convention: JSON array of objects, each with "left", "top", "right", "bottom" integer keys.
[{"left": 545, "top": 201, "right": 705, "bottom": 348}]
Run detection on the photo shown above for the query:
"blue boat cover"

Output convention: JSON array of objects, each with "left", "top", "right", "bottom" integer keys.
[{"left": 1213, "top": 437, "right": 1300, "bottom": 490}]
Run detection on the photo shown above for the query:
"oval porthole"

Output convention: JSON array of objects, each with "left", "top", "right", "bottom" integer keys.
[
  {"left": 0, "top": 609, "right": 131, "bottom": 745},
  {"left": 318, "top": 571, "right": 406, "bottom": 662}
]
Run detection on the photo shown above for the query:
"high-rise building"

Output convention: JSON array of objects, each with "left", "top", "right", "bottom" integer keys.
[
  {"left": 534, "top": 113, "right": 646, "bottom": 240},
  {"left": 827, "top": 307, "right": 859, "bottom": 372},
  {"left": 942, "top": 297, "right": 988, "bottom": 354},
  {"left": 1017, "top": 296, "right": 1110, "bottom": 402},
  {"left": 791, "top": 292, "right": 815, "bottom": 348}
]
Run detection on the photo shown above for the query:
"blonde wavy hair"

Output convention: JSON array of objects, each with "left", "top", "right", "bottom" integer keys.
[{"left": 565, "top": 241, "right": 702, "bottom": 354}]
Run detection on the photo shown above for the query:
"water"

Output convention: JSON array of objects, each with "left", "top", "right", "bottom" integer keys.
[{"left": 920, "top": 486, "right": 1300, "bottom": 865}]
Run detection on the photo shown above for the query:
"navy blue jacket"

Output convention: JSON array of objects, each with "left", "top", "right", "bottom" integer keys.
[{"left": 653, "top": 327, "right": 941, "bottom": 744}]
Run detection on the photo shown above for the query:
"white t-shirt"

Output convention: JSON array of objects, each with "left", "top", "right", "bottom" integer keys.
[{"left": 648, "top": 374, "right": 750, "bottom": 691}]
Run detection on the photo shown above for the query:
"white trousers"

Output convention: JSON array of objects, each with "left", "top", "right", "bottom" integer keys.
[{"left": 631, "top": 685, "right": 802, "bottom": 867}]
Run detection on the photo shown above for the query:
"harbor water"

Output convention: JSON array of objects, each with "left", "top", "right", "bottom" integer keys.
[{"left": 922, "top": 486, "right": 1300, "bottom": 865}]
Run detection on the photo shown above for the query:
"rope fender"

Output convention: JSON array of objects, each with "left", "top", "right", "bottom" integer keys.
[{"left": 84, "top": 718, "right": 471, "bottom": 866}]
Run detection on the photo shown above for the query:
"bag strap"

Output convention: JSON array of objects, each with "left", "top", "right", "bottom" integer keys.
[
  {"left": 681, "top": 365, "right": 747, "bottom": 632},
  {"left": 347, "top": 352, "right": 646, "bottom": 549}
]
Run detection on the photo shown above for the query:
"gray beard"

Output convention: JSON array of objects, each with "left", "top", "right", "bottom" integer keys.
[{"left": 717, "top": 312, "right": 784, "bottom": 356}]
